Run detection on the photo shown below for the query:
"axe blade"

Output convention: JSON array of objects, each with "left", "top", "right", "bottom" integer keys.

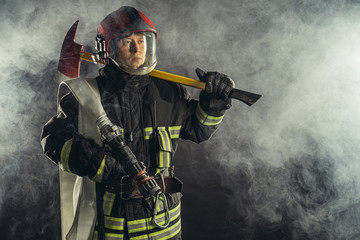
[{"left": 58, "top": 20, "right": 84, "bottom": 79}]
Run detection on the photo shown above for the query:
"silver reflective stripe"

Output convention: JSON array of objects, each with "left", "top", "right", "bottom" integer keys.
[
  {"left": 159, "top": 150, "right": 170, "bottom": 168},
  {"left": 103, "top": 192, "right": 116, "bottom": 216},
  {"left": 127, "top": 202, "right": 181, "bottom": 234},
  {"left": 104, "top": 233, "right": 124, "bottom": 240},
  {"left": 149, "top": 218, "right": 181, "bottom": 240},
  {"left": 168, "top": 126, "right": 181, "bottom": 139},
  {"left": 130, "top": 218, "right": 181, "bottom": 240},
  {"left": 144, "top": 126, "right": 181, "bottom": 140},
  {"left": 157, "top": 127, "right": 171, "bottom": 168},
  {"left": 144, "top": 125, "right": 181, "bottom": 169},
  {"left": 195, "top": 102, "right": 224, "bottom": 126},
  {"left": 158, "top": 127, "right": 171, "bottom": 151},
  {"left": 144, "top": 127, "right": 154, "bottom": 140},
  {"left": 104, "top": 216, "right": 125, "bottom": 231},
  {"left": 91, "top": 155, "right": 106, "bottom": 182},
  {"left": 60, "top": 138, "right": 73, "bottom": 172}
]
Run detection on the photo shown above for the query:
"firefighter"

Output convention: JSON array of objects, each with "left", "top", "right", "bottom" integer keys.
[{"left": 41, "top": 6, "right": 234, "bottom": 240}]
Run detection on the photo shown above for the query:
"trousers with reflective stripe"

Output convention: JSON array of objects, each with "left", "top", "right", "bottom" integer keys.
[{"left": 92, "top": 190, "right": 182, "bottom": 240}]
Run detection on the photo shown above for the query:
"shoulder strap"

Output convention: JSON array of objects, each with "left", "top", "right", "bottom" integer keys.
[
  {"left": 56, "top": 78, "right": 102, "bottom": 240},
  {"left": 58, "top": 78, "right": 106, "bottom": 127}
]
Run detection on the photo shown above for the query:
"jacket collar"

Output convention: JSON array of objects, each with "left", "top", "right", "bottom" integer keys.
[{"left": 99, "top": 60, "right": 150, "bottom": 92}]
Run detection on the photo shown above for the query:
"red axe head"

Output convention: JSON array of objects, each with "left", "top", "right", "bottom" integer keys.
[{"left": 58, "top": 21, "right": 84, "bottom": 79}]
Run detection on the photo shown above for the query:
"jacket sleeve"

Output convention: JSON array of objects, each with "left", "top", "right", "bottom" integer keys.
[
  {"left": 40, "top": 92, "right": 126, "bottom": 184},
  {"left": 179, "top": 86, "right": 232, "bottom": 143}
]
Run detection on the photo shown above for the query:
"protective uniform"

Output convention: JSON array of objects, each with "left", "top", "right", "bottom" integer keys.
[{"left": 41, "top": 6, "right": 233, "bottom": 240}]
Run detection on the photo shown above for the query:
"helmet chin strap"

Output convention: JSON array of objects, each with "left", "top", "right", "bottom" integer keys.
[{"left": 109, "top": 57, "right": 157, "bottom": 76}]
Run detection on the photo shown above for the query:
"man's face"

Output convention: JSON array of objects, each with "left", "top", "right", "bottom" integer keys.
[{"left": 116, "top": 33, "right": 147, "bottom": 70}]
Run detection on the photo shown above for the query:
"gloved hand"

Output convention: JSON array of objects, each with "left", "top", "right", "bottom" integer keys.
[{"left": 196, "top": 68, "right": 235, "bottom": 100}]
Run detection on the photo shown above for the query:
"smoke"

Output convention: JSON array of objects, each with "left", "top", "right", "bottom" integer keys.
[
  {"left": 1, "top": 0, "right": 360, "bottom": 239},
  {"left": 184, "top": 1, "right": 360, "bottom": 239}
]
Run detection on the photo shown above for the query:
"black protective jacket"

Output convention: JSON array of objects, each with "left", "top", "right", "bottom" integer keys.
[{"left": 41, "top": 62, "right": 231, "bottom": 239}]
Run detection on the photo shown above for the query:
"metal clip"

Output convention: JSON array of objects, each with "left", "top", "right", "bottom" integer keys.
[
  {"left": 119, "top": 175, "right": 132, "bottom": 200},
  {"left": 155, "top": 168, "right": 166, "bottom": 192},
  {"left": 159, "top": 170, "right": 166, "bottom": 193},
  {"left": 152, "top": 191, "right": 170, "bottom": 229},
  {"left": 152, "top": 170, "right": 170, "bottom": 228}
]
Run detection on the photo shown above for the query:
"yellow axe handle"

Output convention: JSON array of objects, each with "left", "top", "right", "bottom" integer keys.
[
  {"left": 150, "top": 69, "right": 205, "bottom": 90},
  {"left": 80, "top": 52, "right": 206, "bottom": 90}
]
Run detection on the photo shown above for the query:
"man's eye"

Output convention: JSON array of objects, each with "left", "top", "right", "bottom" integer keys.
[{"left": 122, "top": 40, "right": 131, "bottom": 45}]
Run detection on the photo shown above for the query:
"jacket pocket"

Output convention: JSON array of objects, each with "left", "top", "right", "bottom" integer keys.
[{"left": 155, "top": 127, "right": 173, "bottom": 168}]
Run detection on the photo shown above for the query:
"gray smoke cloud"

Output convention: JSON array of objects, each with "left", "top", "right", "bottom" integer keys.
[
  {"left": 187, "top": 1, "right": 360, "bottom": 239},
  {"left": 1, "top": 0, "right": 360, "bottom": 239}
]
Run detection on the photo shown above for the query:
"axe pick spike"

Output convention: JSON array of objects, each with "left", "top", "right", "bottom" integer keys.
[{"left": 58, "top": 20, "right": 84, "bottom": 79}]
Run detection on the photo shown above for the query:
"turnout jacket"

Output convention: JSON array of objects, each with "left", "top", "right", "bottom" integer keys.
[{"left": 41, "top": 62, "right": 231, "bottom": 240}]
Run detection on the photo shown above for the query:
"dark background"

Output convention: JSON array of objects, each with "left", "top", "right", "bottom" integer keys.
[{"left": 1, "top": 0, "right": 360, "bottom": 239}]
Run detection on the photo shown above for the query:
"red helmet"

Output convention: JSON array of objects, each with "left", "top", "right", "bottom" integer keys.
[{"left": 97, "top": 6, "right": 157, "bottom": 75}]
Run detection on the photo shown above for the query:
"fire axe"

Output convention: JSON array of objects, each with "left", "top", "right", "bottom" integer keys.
[{"left": 58, "top": 21, "right": 261, "bottom": 106}]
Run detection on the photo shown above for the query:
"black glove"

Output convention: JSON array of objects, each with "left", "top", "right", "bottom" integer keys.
[{"left": 196, "top": 68, "right": 235, "bottom": 101}]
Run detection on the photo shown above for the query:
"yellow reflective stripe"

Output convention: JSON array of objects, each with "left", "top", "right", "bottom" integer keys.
[
  {"left": 103, "top": 192, "right": 116, "bottom": 216},
  {"left": 104, "top": 224, "right": 123, "bottom": 231},
  {"left": 144, "top": 126, "right": 181, "bottom": 140},
  {"left": 60, "top": 138, "right": 73, "bottom": 172},
  {"left": 159, "top": 150, "right": 170, "bottom": 168},
  {"left": 195, "top": 103, "right": 224, "bottom": 126},
  {"left": 195, "top": 109, "right": 206, "bottom": 125},
  {"left": 155, "top": 220, "right": 181, "bottom": 240},
  {"left": 128, "top": 202, "right": 181, "bottom": 233},
  {"left": 155, "top": 168, "right": 165, "bottom": 176},
  {"left": 130, "top": 218, "right": 181, "bottom": 240},
  {"left": 106, "top": 233, "right": 124, "bottom": 238},
  {"left": 91, "top": 155, "right": 106, "bottom": 182},
  {"left": 104, "top": 216, "right": 125, "bottom": 231},
  {"left": 105, "top": 216, "right": 125, "bottom": 222},
  {"left": 144, "top": 127, "right": 153, "bottom": 132},
  {"left": 158, "top": 130, "right": 171, "bottom": 151},
  {"left": 144, "top": 127, "right": 154, "bottom": 140},
  {"left": 168, "top": 126, "right": 181, "bottom": 139},
  {"left": 158, "top": 150, "right": 169, "bottom": 167},
  {"left": 197, "top": 103, "right": 223, "bottom": 120},
  {"left": 93, "top": 230, "right": 124, "bottom": 239},
  {"left": 128, "top": 212, "right": 180, "bottom": 234},
  {"left": 128, "top": 202, "right": 180, "bottom": 226},
  {"left": 92, "top": 231, "right": 98, "bottom": 240},
  {"left": 158, "top": 129, "right": 171, "bottom": 168}
]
